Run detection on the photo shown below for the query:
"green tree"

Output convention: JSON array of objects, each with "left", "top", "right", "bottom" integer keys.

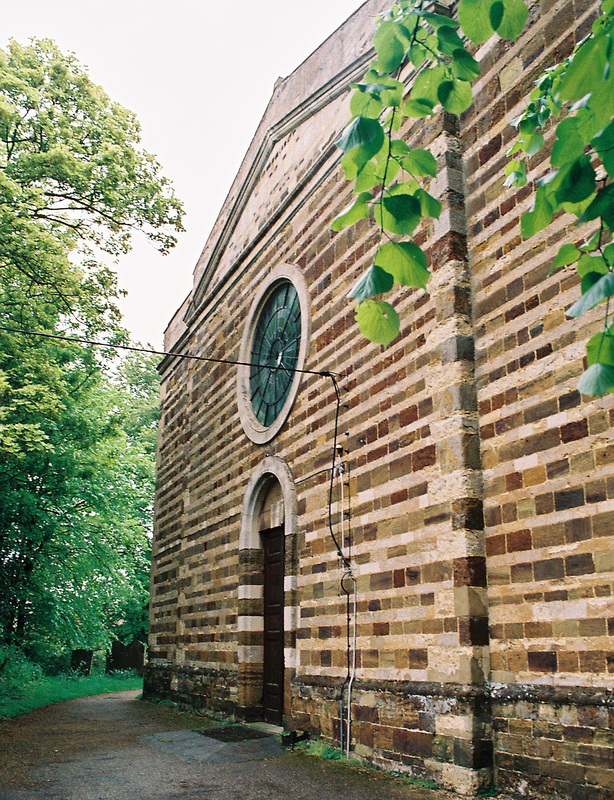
[
  {"left": 0, "top": 38, "right": 180, "bottom": 652},
  {"left": 337, "top": 0, "right": 614, "bottom": 395},
  {"left": 0, "top": 36, "right": 182, "bottom": 450},
  {"left": 0, "top": 347, "right": 159, "bottom": 652}
]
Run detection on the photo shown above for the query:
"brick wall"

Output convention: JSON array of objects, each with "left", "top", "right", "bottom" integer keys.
[
  {"left": 146, "top": 1, "right": 614, "bottom": 797},
  {"left": 464, "top": 0, "right": 614, "bottom": 795}
]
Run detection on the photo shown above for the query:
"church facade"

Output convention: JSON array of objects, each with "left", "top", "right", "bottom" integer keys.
[{"left": 145, "top": 0, "right": 614, "bottom": 796}]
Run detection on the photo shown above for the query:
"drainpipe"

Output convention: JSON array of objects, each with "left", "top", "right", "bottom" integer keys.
[{"left": 345, "top": 572, "right": 357, "bottom": 759}]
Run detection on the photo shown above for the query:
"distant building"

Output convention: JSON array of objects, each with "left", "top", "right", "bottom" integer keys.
[{"left": 145, "top": 1, "right": 614, "bottom": 796}]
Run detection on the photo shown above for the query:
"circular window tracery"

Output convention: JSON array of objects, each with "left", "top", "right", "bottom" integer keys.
[
  {"left": 250, "top": 282, "right": 301, "bottom": 427},
  {"left": 237, "top": 264, "right": 310, "bottom": 444}
]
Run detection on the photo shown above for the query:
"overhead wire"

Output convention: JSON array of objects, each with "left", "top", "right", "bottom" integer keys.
[{"left": 0, "top": 325, "right": 337, "bottom": 378}]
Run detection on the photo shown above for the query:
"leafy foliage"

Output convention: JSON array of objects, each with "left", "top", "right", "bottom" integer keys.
[
  {"left": 336, "top": 0, "right": 614, "bottom": 396},
  {"left": 335, "top": 0, "right": 528, "bottom": 346},
  {"left": 0, "top": 349, "right": 159, "bottom": 652},
  {"left": 0, "top": 39, "right": 183, "bottom": 260},
  {"left": 505, "top": 0, "right": 614, "bottom": 393},
  {"left": 0, "top": 39, "right": 180, "bottom": 652},
  {"left": 0, "top": 37, "right": 182, "bottom": 452}
]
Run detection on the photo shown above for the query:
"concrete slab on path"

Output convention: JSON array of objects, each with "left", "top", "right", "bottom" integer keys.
[{"left": 142, "top": 728, "right": 282, "bottom": 763}]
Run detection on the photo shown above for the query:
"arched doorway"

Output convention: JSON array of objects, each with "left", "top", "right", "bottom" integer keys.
[
  {"left": 237, "top": 457, "right": 298, "bottom": 724},
  {"left": 261, "top": 522, "right": 284, "bottom": 724}
]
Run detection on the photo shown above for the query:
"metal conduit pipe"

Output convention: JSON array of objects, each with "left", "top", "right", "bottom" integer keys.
[
  {"left": 345, "top": 573, "right": 357, "bottom": 759},
  {"left": 337, "top": 458, "right": 357, "bottom": 758},
  {"left": 338, "top": 462, "right": 348, "bottom": 755}
]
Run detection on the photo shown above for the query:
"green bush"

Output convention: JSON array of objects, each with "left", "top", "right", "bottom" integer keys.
[
  {"left": 0, "top": 646, "right": 43, "bottom": 696},
  {"left": 24, "top": 643, "right": 71, "bottom": 677}
]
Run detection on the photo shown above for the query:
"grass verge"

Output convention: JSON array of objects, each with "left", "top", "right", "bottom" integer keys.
[{"left": 0, "top": 672, "right": 142, "bottom": 720}]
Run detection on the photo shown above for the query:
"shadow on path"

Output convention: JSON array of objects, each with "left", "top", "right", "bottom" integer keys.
[{"left": 0, "top": 690, "right": 458, "bottom": 800}]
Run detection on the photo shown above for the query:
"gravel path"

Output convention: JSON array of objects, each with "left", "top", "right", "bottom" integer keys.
[{"left": 0, "top": 690, "right": 459, "bottom": 800}]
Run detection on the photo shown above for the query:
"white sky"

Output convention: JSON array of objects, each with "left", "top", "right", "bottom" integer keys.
[{"left": 2, "top": 1, "right": 364, "bottom": 346}]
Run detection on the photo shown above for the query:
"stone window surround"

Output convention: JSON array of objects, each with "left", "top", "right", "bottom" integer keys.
[{"left": 236, "top": 263, "right": 311, "bottom": 444}]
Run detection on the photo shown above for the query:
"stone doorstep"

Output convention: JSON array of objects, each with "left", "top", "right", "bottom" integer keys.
[{"left": 245, "top": 721, "right": 284, "bottom": 735}]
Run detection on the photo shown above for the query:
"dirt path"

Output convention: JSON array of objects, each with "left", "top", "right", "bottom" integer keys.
[{"left": 0, "top": 690, "right": 461, "bottom": 800}]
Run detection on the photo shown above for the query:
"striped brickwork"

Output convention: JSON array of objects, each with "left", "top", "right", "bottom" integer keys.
[
  {"left": 145, "top": 1, "right": 613, "bottom": 797},
  {"left": 464, "top": 0, "right": 614, "bottom": 795}
]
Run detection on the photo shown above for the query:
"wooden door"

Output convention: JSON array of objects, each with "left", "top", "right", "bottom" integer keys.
[{"left": 261, "top": 525, "right": 284, "bottom": 725}]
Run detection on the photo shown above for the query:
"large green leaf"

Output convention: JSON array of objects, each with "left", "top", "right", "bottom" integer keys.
[
  {"left": 341, "top": 148, "right": 376, "bottom": 180},
  {"left": 348, "top": 265, "right": 394, "bottom": 301},
  {"left": 361, "top": 69, "right": 403, "bottom": 88},
  {"left": 373, "top": 21, "right": 407, "bottom": 72},
  {"left": 586, "top": 70, "right": 614, "bottom": 131},
  {"left": 437, "top": 80, "right": 473, "bottom": 116},
  {"left": 381, "top": 193, "right": 422, "bottom": 235},
  {"left": 400, "top": 98, "right": 435, "bottom": 117},
  {"left": 562, "top": 194, "right": 596, "bottom": 217},
  {"left": 352, "top": 76, "right": 405, "bottom": 110},
  {"left": 415, "top": 188, "right": 442, "bottom": 219},
  {"left": 380, "top": 80, "right": 405, "bottom": 108},
  {"left": 354, "top": 162, "right": 380, "bottom": 192},
  {"left": 452, "top": 49, "right": 481, "bottom": 81},
  {"left": 438, "top": 80, "right": 473, "bottom": 115},
  {"left": 350, "top": 88, "right": 383, "bottom": 119},
  {"left": 437, "top": 26, "right": 465, "bottom": 56},
  {"left": 389, "top": 139, "right": 412, "bottom": 157},
  {"left": 375, "top": 241, "right": 430, "bottom": 288},
  {"left": 492, "top": 0, "right": 528, "bottom": 40},
  {"left": 330, "top": 192, "right": 373, "bottom": 232},
  {"left": 337, "top": 116, "right": 385, "bottom": 156},
  {"left": 422, "top": 12, "right": 460, "bottom": 28},
  {"left": 577, "top": 362, "right": 614, "bottom": 395},
  {"left": 581, "top": 184, "right": 614, "bottom": 230},
  {"left": 340, "top": 132, "right": 386, "bottom": 179},
  {"left": 553, "top": 156, "right": 596, "bottom": 205},
  {"left": 576, "top": 253, "right": 608, "bottom": 277},
  {"left": 356, "top": 300, "right": 400, "bottom": 346},
  {"left": 458, "top": 0, "right": 496, "bottom": 44},
  {"left": 549, "top": 242, "right": 580, "bottom": 274},
  {"left": 559, "top": 34, "right": 609, "bottom": 102},
  {"left": 411, "top": 65, "right": 447, "bottom": 107},
  {"left": 518, "top": 130, "right": 544, "bottom": 156},
  {"left": 587, "top": 329, "right": 614, "bottom": 366},
  {"left": 551, "top": 118, "right": 586, "bottom": 168},
  {"left": 401, "top": 149, "right": 438, "bottom": 177},
  {"left": 566, "top": 271, "right": 614, "bottom": 318},
  {"left": 592, "top": 121, "right": 614, "bottom": 177},
  {"left": 575, "top": 105, "right": 605, "bottom": 143},
  {"left": 521, "top": 187, "right": 553, "bottom": 238},
  {"left": 409, "top": 43, "right": 428, "bottom": 68}
]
